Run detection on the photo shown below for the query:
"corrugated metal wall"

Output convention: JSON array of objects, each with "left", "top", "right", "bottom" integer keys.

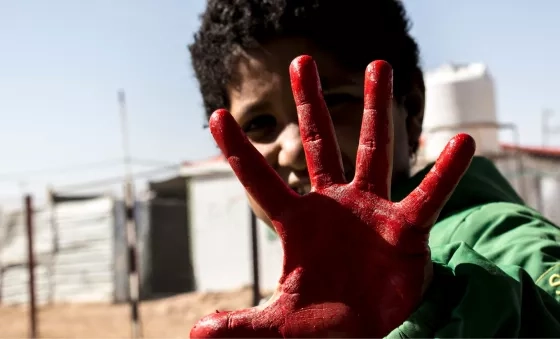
[
  {"left": 0, "top": 196, "right": 141, "bottom": 305},
  {"left": 1, "top": 207, "right": 53, "bottom": 305},
  {"left": 495, "top": 156, "right": 560, "bottom": 225},
  {"left": 541, "top": 176, "right": 560, "bottom": 224},
  {"left": 51, "top": 197, "right": 115, "bottom": 303}
]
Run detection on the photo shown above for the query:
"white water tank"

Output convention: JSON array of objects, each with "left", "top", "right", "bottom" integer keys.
[{"left": 422, "top": 63, "right": 500, "bottom": 161}]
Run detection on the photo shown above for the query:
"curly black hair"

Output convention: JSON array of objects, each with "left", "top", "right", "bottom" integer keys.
[{"left": 189, "top": 0, "right": 424, "bottom": 149}]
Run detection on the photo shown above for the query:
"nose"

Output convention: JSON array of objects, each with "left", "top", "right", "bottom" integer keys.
[{"left": 277, "top": 123, "right": 307, "bottom": 171}]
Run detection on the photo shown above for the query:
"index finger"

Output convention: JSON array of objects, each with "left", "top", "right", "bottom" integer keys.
[{"left": 209, "top": 109, "right": 298, "bottom": 220}]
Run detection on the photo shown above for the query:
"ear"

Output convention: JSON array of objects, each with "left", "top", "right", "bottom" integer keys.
[{"left": 404, "top": 68, "right": 425, "bottom": 155}]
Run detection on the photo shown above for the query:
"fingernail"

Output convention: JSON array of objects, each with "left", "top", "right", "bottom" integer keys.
[
  {"left": 364, "top": 60, "right": 393, "bottom": 109},
  {"left": 289, "top": 55, "right": 321, "bottom": 105}
]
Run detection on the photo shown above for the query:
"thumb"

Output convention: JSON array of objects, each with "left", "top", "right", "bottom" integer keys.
[
  {"left": 190, "top": 308, "right": 277, "bottom": 338},
  {"left": 190, "top": 311, "right": 231, "bottom": 338}
]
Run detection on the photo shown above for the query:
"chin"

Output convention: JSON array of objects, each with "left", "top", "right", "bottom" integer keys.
[{"left": 340, "top": 153, "right": 356, "bottom": 184}]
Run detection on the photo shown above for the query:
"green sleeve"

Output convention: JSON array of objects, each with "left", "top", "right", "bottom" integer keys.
[
  {"left": 442, "top": 202, "right": 560, "bottom": 301},
  {"left": 386, "top": 243, "right": 560, "bottom": 338}
]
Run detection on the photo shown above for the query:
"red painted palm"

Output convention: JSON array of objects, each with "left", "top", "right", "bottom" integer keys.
[{"left": 190, "top": 56, "right": 475, "bottom": 338}]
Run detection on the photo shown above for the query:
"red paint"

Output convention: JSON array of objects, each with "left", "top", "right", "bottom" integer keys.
[{"left": 191, "top": 56, "right": 476, "bottom": 338}]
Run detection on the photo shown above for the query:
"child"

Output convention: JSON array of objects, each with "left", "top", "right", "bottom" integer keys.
[{"left": 188, "top": 0, "right": 560, "bottom": 337}]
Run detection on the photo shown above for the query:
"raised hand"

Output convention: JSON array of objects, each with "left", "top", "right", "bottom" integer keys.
[{"left": 190, "top": 56, "right": 476, "bottom": 338}]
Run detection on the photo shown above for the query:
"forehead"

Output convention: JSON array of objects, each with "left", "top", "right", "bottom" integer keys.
[
  {"left": 227, "top": 48, "right": 279, "bottom": 115},
  {"left": 227, "top": 38, "right": 362, "bottom": 114}
]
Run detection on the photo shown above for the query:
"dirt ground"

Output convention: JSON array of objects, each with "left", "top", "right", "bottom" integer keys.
[{"left": 0, "top": 287, "right": 268, "bottom": 338}]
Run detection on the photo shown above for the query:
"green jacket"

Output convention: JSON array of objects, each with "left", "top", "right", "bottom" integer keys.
[{"left": 388, "top": 156, "right": 560, "bottom": 338}]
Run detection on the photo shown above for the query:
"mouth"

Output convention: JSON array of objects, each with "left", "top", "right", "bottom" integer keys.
[
  {"left": 291, "top": 183, "right": 312, "bottom": 196},
  {"left": 289, "top": 154, "right": 355, "bottom": 196},
  {"left": 290, "top": 170, "right": 355, "bottom": 196}
]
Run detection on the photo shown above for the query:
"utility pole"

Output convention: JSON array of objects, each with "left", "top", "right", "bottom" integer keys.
[
  {"left": 25, "top": 195, "right": 37, "bottom": 339},
  {"left": 250, "top": 208, "right": 261, "bottom": 306},
  {"left": 117, "top": 89, "right": 142, "bottom": 338},
  {"left": 118, "top": 90, "right": 132, "bottom": 178}
]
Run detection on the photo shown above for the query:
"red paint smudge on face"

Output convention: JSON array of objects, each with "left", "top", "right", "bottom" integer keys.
[{"left": 190, "top": 56, "right": 476, "bottom": 338}]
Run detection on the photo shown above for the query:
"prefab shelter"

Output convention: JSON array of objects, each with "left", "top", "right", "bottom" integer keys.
[{"left": 177, "top": 156, "right": 283, "bottom": 293}]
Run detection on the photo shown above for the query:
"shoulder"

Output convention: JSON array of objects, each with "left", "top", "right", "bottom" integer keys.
[{"left": 431, "top": 202, "right": 559, "bottom": 247}]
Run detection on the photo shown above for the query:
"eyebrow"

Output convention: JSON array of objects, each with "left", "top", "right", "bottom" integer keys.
[
  {"left": 320, "top": 76, "right": 363, "bottom": 95},
  {"left": 202, "top": 101, "right": 272, "bottom": 129},
  {"left": 237, "top": 101, "right": 273, "bottom": 118}
]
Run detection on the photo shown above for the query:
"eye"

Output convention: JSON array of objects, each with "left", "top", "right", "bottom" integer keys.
[
  {"left": 323, "top": 93, "right": 362, "bottom": 109},
  {"left": 241, "top": 114, "right": 277, "bottom": 142}
]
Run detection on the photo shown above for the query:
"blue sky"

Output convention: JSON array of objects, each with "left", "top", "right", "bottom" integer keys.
[{"left": 1, "top": 0, "right": 560, "bottom": 204}]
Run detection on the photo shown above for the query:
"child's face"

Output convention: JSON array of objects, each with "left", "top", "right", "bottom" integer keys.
[{"left": 226, "top": 37, "right": 413, "bottom": 225}]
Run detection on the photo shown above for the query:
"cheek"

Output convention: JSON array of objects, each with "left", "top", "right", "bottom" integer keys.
[
  {"left": 331, "top": 103, "right": 410, "bottom": 178},
  {"left": 253, "top": 142, "right": 278, "bottom": 166},
  {"left": 391, "top": 105, "right": 411, "bottom": 176},
  {"left": 392, "top": 106, "right": 409, "bottom": 150},
  {"left": 334, "top": 125, "right": 360, "bottom": 166},
  {"left": 331, "top": 105, "right": 364, "bottom": 168},
  {"left": 243, "top": 143, "right": 277, "bottom": 227},
  {"left": 246, "top": 192, "right": 274, "bottom": 227}
]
